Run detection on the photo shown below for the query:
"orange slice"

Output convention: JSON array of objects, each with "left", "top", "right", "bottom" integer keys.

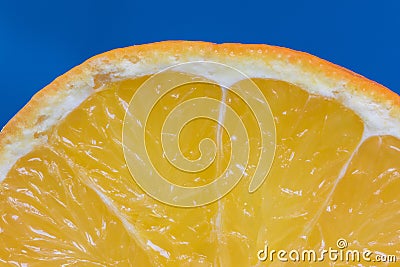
[{"left": 0, "top": 41, "right": 399, "bottom": 266}]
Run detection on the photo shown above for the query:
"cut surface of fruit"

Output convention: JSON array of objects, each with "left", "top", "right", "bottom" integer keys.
[{"left": 0, "top": 41, "right": 399, "bottom": 266}]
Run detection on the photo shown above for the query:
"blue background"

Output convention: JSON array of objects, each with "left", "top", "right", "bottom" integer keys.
[{"left": 1, "top": 1, "right": 399, "bottom": 129}]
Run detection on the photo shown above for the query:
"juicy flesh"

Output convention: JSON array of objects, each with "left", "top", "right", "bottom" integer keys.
[{"left": 0, "top": 74, "right": 399, "bottom": 266}]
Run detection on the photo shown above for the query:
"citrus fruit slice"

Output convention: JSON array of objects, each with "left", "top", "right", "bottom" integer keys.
[{"left": 0, "top": 41, "right": 399, "bottom": 266}]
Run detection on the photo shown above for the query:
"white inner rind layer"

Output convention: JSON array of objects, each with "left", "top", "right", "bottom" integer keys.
[{"left": 0, "top": 51, "right": 399, "bottom": 182}]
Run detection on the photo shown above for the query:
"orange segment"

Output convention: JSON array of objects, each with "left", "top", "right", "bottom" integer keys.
[
  {"left": 0, "top": 147, "right": 152, "bottom": 266},
  {"left": 314, "top": 135, "right": 400, "bottom": 256},
  {"left": 215, "top": 79, "right": 365, "bottom": 266}
]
